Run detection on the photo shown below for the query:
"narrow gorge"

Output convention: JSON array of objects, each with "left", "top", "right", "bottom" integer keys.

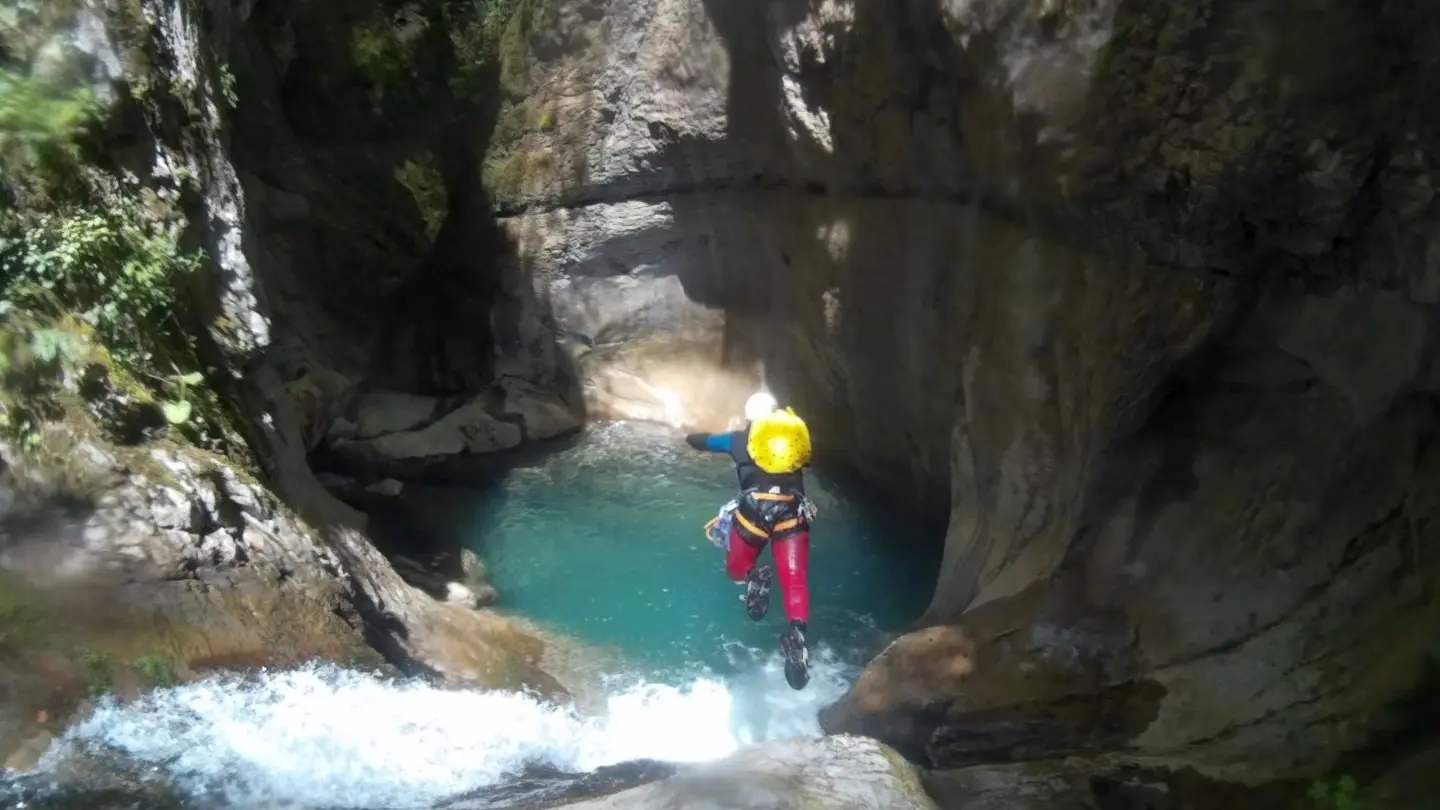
[{"left": 2, "top": 0, "right": 1438, "bottom": 808}]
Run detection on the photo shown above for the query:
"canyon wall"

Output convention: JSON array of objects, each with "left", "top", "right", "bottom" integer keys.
[
  {"left": 2, "top": 1, "right": 578, "bottom": 767},
  {"left": 485, "top": 0, "right": 1440, "bottom": 799},
  {"left": 13, "top": 0, "right": 1437, "bottom": 803}
]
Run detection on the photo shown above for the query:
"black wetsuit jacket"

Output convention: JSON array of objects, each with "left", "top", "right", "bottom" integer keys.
[
  {"left": 686, "top": 426, "right": 807, "bottom": 542},
  {"left": 686, "top": 425, "right": 806, "bottom": 494}
]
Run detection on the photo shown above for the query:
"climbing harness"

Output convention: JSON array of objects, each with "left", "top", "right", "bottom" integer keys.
[{"left": 703, "top": 488, "right": 819, "bottom": 548}]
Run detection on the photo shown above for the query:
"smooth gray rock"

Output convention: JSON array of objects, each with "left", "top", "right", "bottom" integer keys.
[{"left": 468, "top": 735, "right": 937, "bottom": 810}]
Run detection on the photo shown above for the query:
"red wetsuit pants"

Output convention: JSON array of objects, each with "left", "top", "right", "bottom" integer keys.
[{"left": 726, "top": 524, "right": 810, "bottom": 624}]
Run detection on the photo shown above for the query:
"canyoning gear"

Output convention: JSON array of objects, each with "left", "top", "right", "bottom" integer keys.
[
  {"left": 743, "top": 563, "right": 773, "bottom": 622},
  {"left": 769, "top": 529, "right": 810, "bottom": 623},
  {"left": 702, "top": 494, "right": 817, "bottom": 550},
  {"left": 746, "top": 407, "right": 812, "bottom": 475},
  {"left": 686, "top": 402, "right": 815, "bottom": 690},
  {"left": 743, "top": 391, "right": 779, "bottom": 422},
  {"left": 692, "top": 421, "right": 815, "bottom": 625},
  {"left": 724, "top": 523, "right": 811, "bottom": 626},
  {"left": 731, "top": 487, "right": 809, "bottom": 548},
  {"left": 780, "top": 620, "right": 810, "bottom": 691},
  {"left": 686, "top": 427, "right": 806, "bottom": 493},
  {"left": 704, "top": 498, "right": 740, "bottom": 549}
]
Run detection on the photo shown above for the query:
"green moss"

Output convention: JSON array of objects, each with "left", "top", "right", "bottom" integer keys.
[
  {"left": 439, "top": 0, "right": 546, "bottom": 101},
  {"left": 0, "top": 576, "right": 56, "bottom": 649},
  {"left": 79, "top": 650, "right": 113, "bottom": 696},
  {"left": 878, "top": 742, "right": 931, "bottom": 806},
  {"left": 134, "top": 653, "right": 177, "bottom": 687},
  {"left": 350, "top": 16, "right": 418, "bottom": 91},
  {"left": 496, "top": 1, "right": 535, "bottom": 101},
  {"left": 490, "top": 100, "right": 556, "bottom": 150},
  {"left": 394, "top": 154, "right": 447, "bottom": 240},
  {"left": 483, "top": 149, "right": 531, "bottom": 201},
  {"left": 109, "top": 0, "right": 160, "bottom": 86},
  {"left": 483, "top": 97, "right": 568, "bottom": 202}
]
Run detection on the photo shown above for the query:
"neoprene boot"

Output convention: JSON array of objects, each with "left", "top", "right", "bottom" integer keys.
[
  {"left": 743, "top": 564, "right": 772, "bottom": 621},
  {"left": 780, "top": 620, "right": 809, "bottom": 690}
]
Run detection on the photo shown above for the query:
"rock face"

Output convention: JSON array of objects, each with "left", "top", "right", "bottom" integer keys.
[
  {"left": 0, "top": 417, "right": 562, "bottom": 765},
  {"left": 480, "top": 0, "right": 1440, "bottom": 798},
  {"left": 2, "top": 1, "right": 573, "bottom": 767},
  {"left": 447, "top": 735, "right": 938, "bottom": 810},
  {"left": 34, "top": 0, "right": 1440, "bottom": 801},
  {"left": 116, "top": 0, "right": 582, "bottom": 677}
]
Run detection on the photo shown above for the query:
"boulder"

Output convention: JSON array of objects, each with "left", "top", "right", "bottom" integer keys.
[
  {"left": 326, "top": 379, "right": 581, "bottom": 478},
  {"left": 442, "top": 735, "right": 938, "bottom": 810}
]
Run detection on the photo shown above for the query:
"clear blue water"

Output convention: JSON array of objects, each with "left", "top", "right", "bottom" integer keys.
[
  {"left": 2, "top": 421, "right": 943, "bottom": 810},
  {"left": 460, "top": 421, "right": 939, "bottom": 677}
]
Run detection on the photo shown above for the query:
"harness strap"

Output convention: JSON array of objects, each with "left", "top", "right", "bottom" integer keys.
[{"left": 735, "top": 511, "right": 769, "bottom": 538}]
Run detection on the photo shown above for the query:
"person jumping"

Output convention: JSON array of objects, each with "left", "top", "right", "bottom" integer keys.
[{"left": 686, "top": 392, "right": 817, "bottom": 690}]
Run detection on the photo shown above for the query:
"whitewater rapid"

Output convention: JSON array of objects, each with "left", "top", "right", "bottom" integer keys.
[{"left": 24, "top": 646, "right": 857, "bottom": 809}]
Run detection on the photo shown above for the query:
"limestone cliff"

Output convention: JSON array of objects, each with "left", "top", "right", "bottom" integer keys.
[
  {"left": 481, "top": 0, "right": 1440, "bottom": 801},
  {"left": 0, "top": 0, "right": 573, "bottom": 759},
  {"left": 9, "top": 0, "right": 1439, "bottom": 804}
]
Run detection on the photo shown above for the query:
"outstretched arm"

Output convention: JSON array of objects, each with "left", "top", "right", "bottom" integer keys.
[{"left": 685, "top": 431, "right": 734, "bottom": 454}]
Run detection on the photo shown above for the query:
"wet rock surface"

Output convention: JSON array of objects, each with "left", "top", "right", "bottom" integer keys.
[
  {"left": 471, "top": 735, "right": 938, "bottom": 810},
  {"left": 440, "top": 760, "right": 680, "bottom": 810},
  {"left": 0, "top": 415, "right": 568, "bottom": 759},
  {"left": 481, "top": 0, "right": 1440, "bottom": 803},
  {"left": 15, "top": 0, "right": 1440, "bottom": 807},
  {"left": 0, "top": 738, "right": 926, "bottom": 810}
]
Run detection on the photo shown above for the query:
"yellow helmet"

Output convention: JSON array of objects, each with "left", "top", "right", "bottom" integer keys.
[{"left": 747, "top": 407, "right": 812, "bottom": 474}]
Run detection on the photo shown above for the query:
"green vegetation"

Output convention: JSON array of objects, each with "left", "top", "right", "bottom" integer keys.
[
  {"left": 342, "top": 1, "right": 549, "bottom": 210},
  {"left": 0, "top": 68, "right": 95, "bottom": 209},
  {"left": 1307, "top": 775, "right": 1361, "bottom": 810},
  {"left": 346, "top": 0, "right": 538, "bottom": 113},
  {"left": 484, "top": 150, "right": 531, "bottom": 200},
  {"left": 79, "top": 649, "right": 113, "bottom": 696},
  {"left": 394, "top": 154, "right": 448, "bottom": 240},
  {"left": 134, "top": 653, "right": 177, "bottom": 687},
  {"left": 218, "top": 64, "right": 238, "bottom": 108},
  {"left": 0, "top": 58, "right": 244, "bottom": 458},
  {"left": 0, "top": 311, "right": 89, "bottom": 446},
  {"left": 350, "top": 12, "right": 427, "bottom": 109},
  {"left": 0, "top": 577, "right": 52, "bottom": 647},
  {"left": 492, "top": 0, "right": 544, "bottom": 101},
  {"left": 438, "top": 0, "right": 543, "bottom": 101}
]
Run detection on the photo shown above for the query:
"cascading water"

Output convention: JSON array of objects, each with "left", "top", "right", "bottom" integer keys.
[{"left": 3, "top": 422, "right": 937, "bottom": 809}]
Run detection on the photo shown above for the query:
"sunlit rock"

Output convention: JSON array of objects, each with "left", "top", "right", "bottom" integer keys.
[{"left": 442, "top": 735, "right": 937, "bottom": 810}]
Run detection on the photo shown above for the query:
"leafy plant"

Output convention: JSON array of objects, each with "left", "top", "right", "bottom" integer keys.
[
  {"left": 0, "top": 17, "right": 253, "bottom": 466},
  {"left": 217, "top": 64, "right": 237, "bottom": 108},
  {"left": 0, "top": 204, "right": 244, "bottom": 452},
  {"left": 0, "top": 311, "right": 89, "bottom": 446},
  {"left": 0, "top": 67, "right": 96, "bottom": 208},
  {"left": 159, "top": 369, "right": 202, "bottom": 425}
]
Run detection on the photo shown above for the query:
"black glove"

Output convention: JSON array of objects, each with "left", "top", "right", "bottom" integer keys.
[{"left": 684, "top": 433, "right": 708, "bottom": 451}]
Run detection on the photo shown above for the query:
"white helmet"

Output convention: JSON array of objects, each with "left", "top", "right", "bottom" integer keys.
[{"left": 743, "top": 391, "right": 779, "bottom": 422}]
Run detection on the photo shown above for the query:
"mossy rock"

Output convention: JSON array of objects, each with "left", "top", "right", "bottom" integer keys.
[{"left": 879, "top": 741, "right": 933, "bottom": 807}]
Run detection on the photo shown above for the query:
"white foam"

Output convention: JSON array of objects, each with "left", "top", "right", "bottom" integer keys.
[{"left": 34, "top": 649, "right": 856, "bottom": 810}]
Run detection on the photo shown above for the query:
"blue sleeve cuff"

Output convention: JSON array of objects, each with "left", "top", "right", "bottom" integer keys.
[{"left": 705, "top": 432, "right": 732, "bottom": 453}]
